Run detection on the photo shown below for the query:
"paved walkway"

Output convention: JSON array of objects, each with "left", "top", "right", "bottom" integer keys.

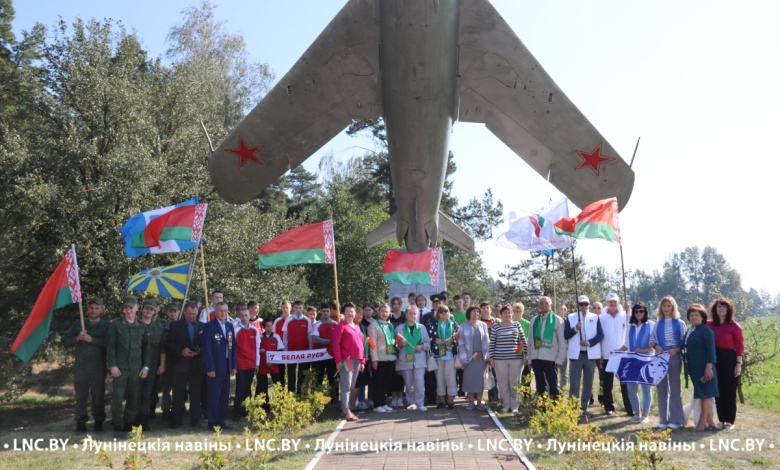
[{"left": 314, "top": 405, "right": 531, "bottom": 469}]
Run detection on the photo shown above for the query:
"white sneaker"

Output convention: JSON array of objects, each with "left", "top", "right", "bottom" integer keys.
[
  {"left": 357, "top": 401, "right": 370, "bottom": 410},
  {"left": 382, "top": 405, "right": 394, "bottom": 412},
  {"left": 714, "top": 422, "right": 724, "bottom": 430},
  {"left": 657, "top": 423, "right": 668, "bottom": 429},
  {"left": 723, "top": 423, "right": 734, "bottom": 430},
  {"left": 418, "top": 405, "right": 428, "bottom": 412},
  {"left": 639, "top": 416, "right": 649, "bottom": 424},
  {"left": 373, "top": 406, "right": 387, "bottom": 413},
  {"left": 407, "top": 404, "right": 417, "bottom": 411},
  {"left": 667, "top": 423, "right": 680, "bottom": 430},
  {"left": 629, "top": 415, "right": 641, "bottom": 423}
]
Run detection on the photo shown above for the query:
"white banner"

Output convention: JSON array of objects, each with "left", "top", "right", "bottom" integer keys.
[{"left": 266, "top": 348, "right": 333, "bottom": 364}]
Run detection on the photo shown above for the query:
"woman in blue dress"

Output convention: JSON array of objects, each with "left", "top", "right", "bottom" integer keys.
[{"left": 683, "top": 303, "right": 718, "bottom": 432}]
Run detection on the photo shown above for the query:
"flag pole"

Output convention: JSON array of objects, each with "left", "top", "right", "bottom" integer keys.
[
  {"left": 551, "top": 251, "right": 556, "bottom": 310},
  {"left": 180, "top": 251, "right": 198, "bottom": 318},
  {"left": 620, "top": 244, "right": 629, "bottom": 308},
  {"left": 329, "top": 214, "right": 341, "bottom": 316},
  {"left": 571, "top": 244, "right": 580, "bottom": 305},
  {"left": 71, "top": 244, "right": 86, "bottom": 331},
  {"left": 199, "top": 242, "right": 208, "bottom": 310}
]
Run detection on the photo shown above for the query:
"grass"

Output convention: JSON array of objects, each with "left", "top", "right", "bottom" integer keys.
[
  {"left": 496, "top": 382, "right": 780, "bottom": 469},
  {"left": 0, "top": 402, "right": 343, "bottom": 470}
]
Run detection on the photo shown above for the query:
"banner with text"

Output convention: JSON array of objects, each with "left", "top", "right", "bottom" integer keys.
[{"left": 267, "top": 348, "right": 333, "bottom": 364}]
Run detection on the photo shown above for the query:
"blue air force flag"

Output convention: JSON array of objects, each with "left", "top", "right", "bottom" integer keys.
[{"left": 605, "top": 352, "right": 670, "bottom": 386}]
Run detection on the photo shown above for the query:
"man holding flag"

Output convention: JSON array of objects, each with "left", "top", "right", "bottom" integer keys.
[
  {"left": 62, "top": 297, "right": 110, "bottom": 433},
  {"left": 563, "top": 295, "right": 603, "bottom": 418}
]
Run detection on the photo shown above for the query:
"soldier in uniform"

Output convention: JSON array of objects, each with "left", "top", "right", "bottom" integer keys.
[
  {"left": 107, "top": 296, "right": 150, "bottom": 434},
  {"left": 63, "top": 297, "right": 110, "bottom": 432},
  {"left": 138, "top": 299, "right": 166, "bottom": 430}
]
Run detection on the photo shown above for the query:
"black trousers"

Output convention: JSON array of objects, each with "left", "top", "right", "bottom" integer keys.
[
  {"left": 314, "top": 359, "right": 338, "bottom": 397},
  {"left": 171, "top": 371, "right": 202, "bottom": 426},
  {"left": 715, "top": 348, "right": 739, "bottom": 424},
  {"left": 371, "top": 361, "right": 395, "bottom": 407},
  {"left": 286, "top": 362, "right": 309, "bottom": 393},
  {"left": 602, "top": 368, "right": 634, "bottom": 415},
  {"left": 532, "top": 359, "right": 559, "bottom": 397}
]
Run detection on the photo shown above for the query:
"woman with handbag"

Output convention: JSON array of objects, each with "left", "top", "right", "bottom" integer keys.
[
  {"left": 459, "top": 306, "right": 491, "bottom": 411},
  {"left": 489, "top": 306, "right": 527, "bottom": 413},
  {"left": 395, "top": 305, "right": 431, "bottom": 411},
  {"left": 427, "top": 305, "right": 460, "bottom": 409}
]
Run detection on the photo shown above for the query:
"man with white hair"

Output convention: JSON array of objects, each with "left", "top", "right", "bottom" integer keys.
[
  {"left": 563, "top": 295, "right": 603, "bottom": 418},
  {"left": 599, "top": 293, "right": 633, "bottom": 416}
]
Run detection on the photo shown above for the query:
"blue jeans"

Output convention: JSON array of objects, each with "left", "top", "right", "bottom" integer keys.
[{"left": 626, "top": 382, "right": 652, "bottom": 416}]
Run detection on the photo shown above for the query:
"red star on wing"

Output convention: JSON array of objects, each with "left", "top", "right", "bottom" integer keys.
[
  {"left": 575, "top": 142, "right": 614, "bottom": 176},
  {"left": 226, "top": 138, "right": 265, "bottom": 168}
]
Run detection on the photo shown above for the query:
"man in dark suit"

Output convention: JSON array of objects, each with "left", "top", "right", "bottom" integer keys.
[
  {"left": 167, "top": 302, "right": 204, "bottom": 429},
  {"left": 201, "top": 301, "right": 237, "bottom": 430}
]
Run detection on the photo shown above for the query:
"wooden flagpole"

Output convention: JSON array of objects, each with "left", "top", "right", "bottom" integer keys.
[
  {"left": 71, "top": 244, "right": 85, "bottom": 331},
  {"left": 179, "top": 251, "right": 198, "bottom": 318},
  {"left": 329, "top": 213, "right": 340, "bottom": 316}
]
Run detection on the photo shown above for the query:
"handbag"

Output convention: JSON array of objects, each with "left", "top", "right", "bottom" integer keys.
[
  {"left": 483, "top": 366, "right": 496, "bottom": 390},
  {"left": 454, "top": 355, "right": 463, "bottom": 369},
  {"left": 427, "top": 355, "right": 439, "bottom": 371}
]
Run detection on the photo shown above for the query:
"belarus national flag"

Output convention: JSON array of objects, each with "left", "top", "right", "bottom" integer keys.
[
  {"left": 382, "top": 248, "right": 441, "bottom": 286},
  {"left": 119, "top": 198, "right": 207, "bottom": 258},
  {"left": 11, "top": 245, "right": 82, "bottom": 363},
  {"left": 554, "top": 197, "right": 621, "bottom": 244},
  {"left": 258, "top": 220, "right": 336, "bottom": 269}
]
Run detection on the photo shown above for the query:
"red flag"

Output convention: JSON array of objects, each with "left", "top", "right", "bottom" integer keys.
[
  {"left": 515, "top": 344, "right": 524, "bottom": 354},
  {"left": 395, "top": 333, "right": 405, "bottom": 347},
  {"left": 341, "top": 359, "right": 353, "bottom": 372},
  {"left": 366, "top": 337, "right": 377, "bottom": 350}
]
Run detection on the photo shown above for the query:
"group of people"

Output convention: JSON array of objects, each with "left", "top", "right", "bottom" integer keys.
[
  {"left": 529, "top": 293, "right": 744, "bottom": 432},
  {"left": 64, "top": 288, "right": 744, "bottom": 434}
]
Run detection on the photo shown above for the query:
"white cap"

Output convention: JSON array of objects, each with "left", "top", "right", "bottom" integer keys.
[
  {"left": 577, "top": 295, "right": 590, "bottom": 304},
  {"left": 606, "top": 293, "right": 619, "bottom": 302}
]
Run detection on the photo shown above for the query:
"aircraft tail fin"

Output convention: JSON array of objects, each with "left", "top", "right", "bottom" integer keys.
[
  {"left": 365, "top": 213, "right": 399, "bottom": 249},
  {"left": 365, "top": 211, "right": 475, "bottom": 252},
  {"left": 438, "top": 211, "right": 475, "bottom": 252}
]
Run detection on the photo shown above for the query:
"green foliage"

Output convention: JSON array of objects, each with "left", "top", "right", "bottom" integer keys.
[
  {"left": 630, "top": 428, "right": 679, "bottom": 470},
  {"left": 199, "top": 426, "right": 238, "bottom": 470}
]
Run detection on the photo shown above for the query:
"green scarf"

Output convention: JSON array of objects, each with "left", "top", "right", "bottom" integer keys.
[
  {"left": 437, "top": 319, "right": 452, "bottom": 356},
  {"left": 379, "top": 320, "right": 396, "bottom": 355},
  {"left": 533, "top": 313, "right": 556, "bottom": 349},
  {"left": 360, "top": 323, "right": 369, "bottom": 358},
  {"left": 402, "top": 322, "right": 422, "bottom": 362}
]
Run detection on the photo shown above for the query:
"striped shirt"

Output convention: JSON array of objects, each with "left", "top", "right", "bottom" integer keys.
[{"left": 488, "top": 323, "right": 527, "bottom": 360}]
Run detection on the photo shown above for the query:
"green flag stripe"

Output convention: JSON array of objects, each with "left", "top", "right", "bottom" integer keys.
[
  {"left": 258, "top": 249, "right": 329, "bottom": 269},
  {"left": 159, "top": 226, "right": 192, "bottom": 241},
  {"left": 382, "top": 271, "right": 433, "bottom": 285},
  {"left": 14, "top": 286, "right": 73, "bottom": 363},
  {"left": 571, "top": 222, "right": 617, "bottom": 241}
]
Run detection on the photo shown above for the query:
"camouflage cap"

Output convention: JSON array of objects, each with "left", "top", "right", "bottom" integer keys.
[
  {"left": 86, "top": 297, "right": 104, "bottom": 306},
  {"left": 123, "top": 296, "right": 139, "bottom": 307},
  {"left": 142, "top": 299, "right": 158, "bottom": 308},
  {"left": 165, "top": 304, "right": 179, "bottom": 312}
]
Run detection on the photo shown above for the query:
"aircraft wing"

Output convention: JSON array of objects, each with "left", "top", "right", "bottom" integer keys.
[
  {"left": 456, "top": 0, "right": 634, "bottom": 210},
  {"left": 208, "top": 0, "right": 381, "bottom": 204}
]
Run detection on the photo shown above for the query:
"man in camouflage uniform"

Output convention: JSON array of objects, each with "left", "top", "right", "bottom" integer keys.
[
  {"left": 107, "top": 296, "right": 150, "bottom": 434},
  {"left": 138, "top": 299, "right": 166, "bottom": 431},
  {"left": 63, "top": 297, "right": 110, "bottom": 432}
]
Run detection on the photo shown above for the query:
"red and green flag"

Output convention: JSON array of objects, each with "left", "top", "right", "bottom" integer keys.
[
  {"left": 258, "top": 220, "right": 336, "bottom": 269},
  {"left": 554, "top": 197, "right": 621, "bottom": 244},
  {"left": 11, "top": 245, "right": 82, "bottom": 363},
  {"left": 118, "top": 198, "right": 208, "bottom": 258},
  {"left": 381, "top": 247, "right": 441, "bottom": 286},
  {"left": 341, "top": 359, "right": 353, "bottom": 372}
]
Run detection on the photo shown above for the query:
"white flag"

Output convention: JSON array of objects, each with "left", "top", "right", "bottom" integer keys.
[{"left": 496, "top": 199, "right": 572, "bottom": 252}]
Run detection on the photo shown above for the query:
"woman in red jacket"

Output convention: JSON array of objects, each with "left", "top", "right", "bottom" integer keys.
[
  {"left": 332, "top": 302, "right": 365, "bottom": 421},
  {"left": 706, "top": 297, "right": 744, "bottom": 430}
]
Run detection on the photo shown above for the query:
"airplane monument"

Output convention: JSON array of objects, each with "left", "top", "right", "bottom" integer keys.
[{"left": 208, "top": 0, "right": 635, "bottom": 253}]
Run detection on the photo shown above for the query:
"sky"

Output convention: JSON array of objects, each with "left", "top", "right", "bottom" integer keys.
[{"left": 11, "top": 0, "right": 780, "bottom": 297}]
